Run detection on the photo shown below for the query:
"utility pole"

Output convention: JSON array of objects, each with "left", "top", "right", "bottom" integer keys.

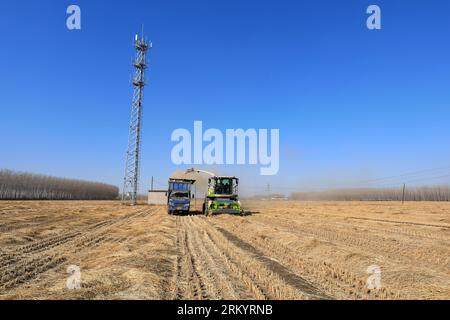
[
  {"left": 151, "top": 176, "right": 154, "bottom": 191},
  {"left": 402, "top": 183, "right": 406, "bottom": 204},
  {"left": 122, "top": 32, "right": 151, "bottom": 205}
]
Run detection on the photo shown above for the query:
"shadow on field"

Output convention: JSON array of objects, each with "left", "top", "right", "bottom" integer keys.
[{"left": 180, "top": 210, "right": 256, "bottom": 217}]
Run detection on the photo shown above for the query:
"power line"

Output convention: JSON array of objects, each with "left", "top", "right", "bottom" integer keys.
[
  {"left": 383, "top": 173, "right": 450, "bottom": 187},
  {"left": 323, "top": 166, "right": 450, "bottom": 189},
  {"left": 240, "top": 167, "right": 450, "bottom": 192}
]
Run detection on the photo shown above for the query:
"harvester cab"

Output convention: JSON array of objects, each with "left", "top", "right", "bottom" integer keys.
[{"left": 203, "top": 176, "right": 243, "bottom": 216}]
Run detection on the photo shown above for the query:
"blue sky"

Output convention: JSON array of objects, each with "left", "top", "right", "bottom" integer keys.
[{"left": 1, "top": 0, "right": 449, "bottom": 195}]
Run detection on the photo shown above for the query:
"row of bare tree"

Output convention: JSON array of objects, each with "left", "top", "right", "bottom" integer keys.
[
  {"left": 290, "top": 186, "right": 450, "bottom": 201},
  {"left": 0, "top": 170, "right": 119, "bottom": 200}
]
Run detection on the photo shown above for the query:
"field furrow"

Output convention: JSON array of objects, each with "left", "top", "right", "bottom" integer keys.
[{"left": 0, "top": 200, "right": 448, "bottom": 299}]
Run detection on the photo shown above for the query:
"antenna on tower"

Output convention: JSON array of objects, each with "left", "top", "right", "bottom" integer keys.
[{"left": 122, "top": 31, "right": 151, "bottom": 205}]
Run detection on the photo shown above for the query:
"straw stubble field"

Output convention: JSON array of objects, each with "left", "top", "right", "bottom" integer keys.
[{"left": 0, "top": 200, "right": 448, "bottom": 299}]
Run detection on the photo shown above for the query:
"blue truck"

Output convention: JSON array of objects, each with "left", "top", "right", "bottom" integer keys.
[{"left": 167, "top": 178, "right": 195, "bottom": 215}]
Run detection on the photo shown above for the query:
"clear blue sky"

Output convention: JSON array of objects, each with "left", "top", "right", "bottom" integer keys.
[{"left": 1, "top": 0, "right": 449, "bottom": 195}]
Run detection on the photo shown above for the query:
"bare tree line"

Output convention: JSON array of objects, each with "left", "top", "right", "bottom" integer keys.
[
  {"left": 290, "top": 186, "right": 450, "bottom": 201},
  {"left": 0, "top": 170, "right": 119, "bottom": 200}
]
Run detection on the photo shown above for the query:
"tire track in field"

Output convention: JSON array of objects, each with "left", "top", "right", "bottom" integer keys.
[
  {"left": 207, "top": 216, "right": 405, "bottom": 299},
  {"left": 0, "top": 208, "right": 155, "bottom": 290},
  {"left": 252, "top": 215, "right": 449, "bottom": 272},
  {"left": 347, "top": 217, "right": 450, "bottom": 229},
  {"left": 206, "top": 217, "right": 364, "bottom": 299},
  {"left": 173, "top": 216, "right": 208, "bottom": 299},
  {"left": 173, "top": 216, "right": 266, "bottom": 299},
  {"left": 212, "top": 225, "right": 331, "bottom": 299},
  {"left": 173, "top": 215, "right": 329, "bottom": 300},
  {"left": 2, "top": 209, "right": 151, "bottom": 264},
  {"left": 183, "top": 217, "right": 250, "bottom": 299},
  {"left": 268, "top": 212, "right": 449, "bottom": 242}
]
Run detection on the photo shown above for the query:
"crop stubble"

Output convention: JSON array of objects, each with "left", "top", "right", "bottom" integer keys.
[{"left": 0, "top": 200, "right": 448, "bottom": 299}]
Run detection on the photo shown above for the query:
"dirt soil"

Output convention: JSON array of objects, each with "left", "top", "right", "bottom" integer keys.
[{"left": 0, "top": 200, "right": 448, "bottom": 300}]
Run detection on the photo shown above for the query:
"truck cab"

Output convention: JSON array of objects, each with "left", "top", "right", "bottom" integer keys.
[{"left": 167, "top": 179, "right": 195, "bottom": 215}]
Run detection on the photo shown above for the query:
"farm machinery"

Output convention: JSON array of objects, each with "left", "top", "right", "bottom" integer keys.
[
  {"left": 185, "top": 169, "right": 244, "bottom": 216},
  {"left": 167, "top": 178, "right": 195, "bottom": 215}
]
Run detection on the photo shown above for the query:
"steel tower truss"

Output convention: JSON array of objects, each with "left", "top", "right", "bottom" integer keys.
[{"left": 122, "top": 35, "right": 151, "bottom": 204}]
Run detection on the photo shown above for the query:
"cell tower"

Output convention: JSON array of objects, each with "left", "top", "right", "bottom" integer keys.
[{"left": 122, "top": 33, "right": 151, "bottom": 205}]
